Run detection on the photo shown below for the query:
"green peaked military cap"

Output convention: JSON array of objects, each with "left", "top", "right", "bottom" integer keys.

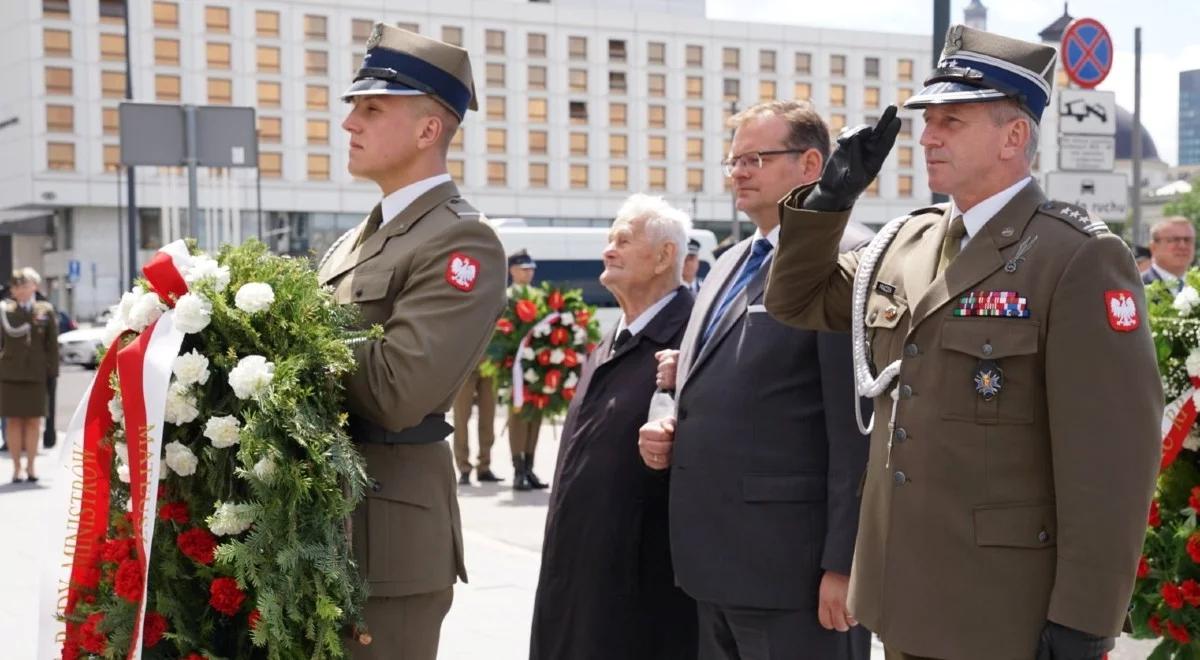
[{"left": 343, "top": 22, "right": 478, "bottom": 120}]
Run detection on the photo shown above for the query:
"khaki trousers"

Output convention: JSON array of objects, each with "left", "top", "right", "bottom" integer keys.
[
  {"left": 507, "top": 411, "right": 542, "bottom": 457},
  {"left": 350, "top": 588, "right": 454, "bottom": 660},
  {"left": 451, "top": 371, "right": 495, "bottom": 473}
]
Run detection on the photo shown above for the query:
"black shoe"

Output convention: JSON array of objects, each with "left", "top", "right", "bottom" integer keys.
[
  {"left": 458, "top": 472, "right": 471, "bottom": 486},
  {"left": 476, "top": 470, "right": 504, "bottom": 482},
  {"left": 525, "top": 454, "right": 549, "bottom": 490},
  {"left": 512, "top": 455, "right": 533, "bottom": 491}
]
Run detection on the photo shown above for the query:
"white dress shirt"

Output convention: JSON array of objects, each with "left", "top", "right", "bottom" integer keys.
[
  {"left": 615, "top": 289, "right": 679, "bottom": 340},
  {"left": 949, "top": 176, "right": 1032, "bottom": 249},
  {"left": 379, "top": 173, "right": 452, "bottom": 227}
]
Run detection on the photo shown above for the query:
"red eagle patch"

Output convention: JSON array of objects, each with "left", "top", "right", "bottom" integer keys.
[
  {"left": 445, "top": 252, "right": 480, "bottom": 292},
  {"left": 1105, "top": 290, "right": 1139, "bottom": 332}
]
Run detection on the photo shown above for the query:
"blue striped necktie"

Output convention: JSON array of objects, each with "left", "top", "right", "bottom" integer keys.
[{"left": 701, "top": 239, "right": 772, "bottom": 346}]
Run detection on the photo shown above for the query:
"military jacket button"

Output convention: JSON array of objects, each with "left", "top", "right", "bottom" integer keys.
[
  {"left": 1038, "top": 529, "right": 1050, "bottom": 543},
  {"left": 893, "top": 470, "right": 907, "bottom": 485},
  {"left": 893, "top": 427, "right": 907, "bottom": 442},
  {"left": 869, "top": 311, "right": 878, "bottom": 323},
  {"left": 904, "top": 343, "right": 919, "bottom": 357},
  {"left": 883, "top": 306, "right": 898, "bottom": 321},
  {"left": 371, "top": 479, "right": 382, "bottom": 493},
  {"left": 899, "top": 385, "right": 913, "bottom": 399},
  {"left": 982, "top": 343, "right": 993, "bottom": 356}
]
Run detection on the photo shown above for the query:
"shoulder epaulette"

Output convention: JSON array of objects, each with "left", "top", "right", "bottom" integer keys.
[
  {"left": 1038, "top": 200, "right": 1110, "bottom": 237},
  {"left": 447, "top": 197, "right": 483, "bottom": 221},
  {"left": 909, "top": 203, "right": 951, "bottom": 218},
  {"left": 33, "top": 300, "right": 55, "bottom": 314}
]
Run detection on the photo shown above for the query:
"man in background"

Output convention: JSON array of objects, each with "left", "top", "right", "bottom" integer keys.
[{"left": 1143, "top": 216, "right": 1195, "bottom": 291}]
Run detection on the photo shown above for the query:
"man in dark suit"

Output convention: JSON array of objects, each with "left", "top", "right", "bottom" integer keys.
[
  {"left": 530, "top": 194, "right": 697, "bottom": 659},
  {"left": 640, "top": 100, "right": 871, "bottom": 659},
  {"left": 1142, "top": 216, "right": 1194, "bottom": 292}
]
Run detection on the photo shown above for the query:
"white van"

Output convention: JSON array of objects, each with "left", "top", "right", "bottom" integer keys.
[{"left": 490, "top": 221, "right": 719, "bottom": 334}]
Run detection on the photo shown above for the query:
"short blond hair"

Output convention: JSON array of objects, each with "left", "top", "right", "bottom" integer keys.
[
  {"left": 9, "top": 267, "right": 40, "bottom": 287},
  {"left": 1151, "top": 216, "right": 1195, "bottom": 241}
]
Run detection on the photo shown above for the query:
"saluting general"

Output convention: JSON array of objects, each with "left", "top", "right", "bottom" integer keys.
[
  {"left": 317, "top": 23, "right": 506, "bottom": 660},
  {"left": 765, "top": 25, "right": 1161, "bottom": 660}
]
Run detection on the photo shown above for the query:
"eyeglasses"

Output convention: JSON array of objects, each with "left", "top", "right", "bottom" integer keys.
[
  {"left": 1154, "top": 236, "right": 1196, "bottom": 246},
  {"left": 720, "top": 149, "right": 806, "bottom": 177}
]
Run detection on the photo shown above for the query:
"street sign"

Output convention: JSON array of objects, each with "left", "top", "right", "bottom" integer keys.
[
  {"left": 1061, "top": 18, "right": 1113, "bottom": 89},
  {"left": 66, "top": 259, "right": 80, "bottom": 284},
  {"left": 119, "top": 103, "right": 185, "bottom": 166},
  {"left": 1058, "top": 134, "right": 1115, "bottom": 171},
  {"left": 1045, "top": 171, "right": 1128, "bottom": 220},
  {"left": 1058, "top": 89, "right": 1117, "bottom": 135}
]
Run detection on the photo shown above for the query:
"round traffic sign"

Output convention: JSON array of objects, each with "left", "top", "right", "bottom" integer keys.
[{"left": 1061, "top": 18, "right": 1113, "bottom": 89}]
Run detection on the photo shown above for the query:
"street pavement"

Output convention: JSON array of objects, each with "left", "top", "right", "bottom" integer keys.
[{"left": 2, "top": 367, "right": 1158, "bottom": 658}]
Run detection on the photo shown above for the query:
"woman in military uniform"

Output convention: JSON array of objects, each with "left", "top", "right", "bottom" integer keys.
[{"left": 1, "top": 268, "right": 58, "bottom": 482}]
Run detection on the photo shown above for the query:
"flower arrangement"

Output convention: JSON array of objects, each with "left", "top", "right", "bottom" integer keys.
[
  {"left": 56, "top": 240, "right": 371, "bottom": 659},
  {"left": 481, "top": 283, "right": 601, "bottom": 421}
]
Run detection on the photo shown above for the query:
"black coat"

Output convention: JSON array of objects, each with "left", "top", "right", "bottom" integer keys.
[{"left": 530, "top": 287, "right": 697, "bottom": 660}]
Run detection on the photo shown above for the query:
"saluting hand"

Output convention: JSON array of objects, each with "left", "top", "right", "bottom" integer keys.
[
  {"left": 654, "top": 349, "right": 680, "bottom": 391},
  {"left": 804, "top": 104, "right": 902, "bottom": 212},
  {"left": 638, "top": 417, "right": 676, "bottom": 471},
  {"left": 817, "top": 571, "right": 858, "bottom": 633}
]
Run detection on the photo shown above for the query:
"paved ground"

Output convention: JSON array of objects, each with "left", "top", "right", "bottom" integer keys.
[{"left": 3, "top": 367, "right": 1158, "bottom": 658}]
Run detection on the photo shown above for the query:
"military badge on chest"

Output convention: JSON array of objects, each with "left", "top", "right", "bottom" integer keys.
[{"left": 973, "top": 359, "right": 1003, "bottom": 400}]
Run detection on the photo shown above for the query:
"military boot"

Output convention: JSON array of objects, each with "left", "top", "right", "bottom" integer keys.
[
  {"left": 512, "top": 454, "right": 534, "bottom": 491},
  {"left": 526, "top": 453, "right": 549, "bottom": 490}
]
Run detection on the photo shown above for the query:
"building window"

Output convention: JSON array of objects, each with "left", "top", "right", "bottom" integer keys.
[
  {"left": 528, "top": 65, "right": 547, "bottom": 91},
  {"left": 306, "top": 85, "right": 328, "bottom": 110},
  {"left": 155, "top": 38, "right": 180, "bottom": 66},
  {"left": 608, "top": 39, "right": 627, "bottom": 62},
  {"left": 570, "top": 164, "right": 588, "bottom": 189},
  {"left": 897, "top": 88, "right": 912, "bottom": 104},
  {"left": 448, "top": 159, "right": 463, "bottom": 182},
  {"left": 829, "top": 114, "right": 846, "bottom": 132},
  {"left": 760, "top": 49, "right": 776, "bottom": 73},
  {"left": 156, "top": 75, "right": 181, "bottom": 101},
  {"left": 396, "top": 22, "right": 418, "bottom": 33},
  {"left": 648, "top": 73, "right": 666, "bottom": 97},
  {"left": 686, "top": 138, "right": 704, "bottom": 162},
  {"left": 100, "top": 33, "right": 125, "bottom": 61},
  {"left": 686, "top": 44, "right": 703, "bottom": 68},
  {"left": 307, "top": 154, "right": 330, "bottom": 180},
  {"left": 898, "top": 58, "right": 913, "bottom": 81},
  {"left": 45, "top": 67, "right": 73, "bottom": 95},
  {"left": 207, "top": 42, "right": 231, "bottom": 69},
  {"left": 569, "top": 101, "right": 588, "bottom": 124},
  {"left": 529, "top": 163, "right": 548, "bottom": 188},
  {"left": 487, "top": 96, "right": 506, "bottom": 120},
  {"left": 103, "top": 144, "right": 121, "bottom": 172},
  {"left": 258, "top": 116, "right": 282, "bottom": 143},
  {"left": 864, "top": 87, "right": 880, "bottom": 109},
  {"left": 207, "top": 78, "right": 232, "bottom": 104},
  {"left": 352, "top": 19, "right": 373, "bottom": 43},
  {"left": 794, "top": 82, "right": 811, "bottom": 100},
  {"left": 47, "top": 142, "right": 74, "bottom": 171},
  {"left": 485, "top": 29, "right": 506, "bottom": 55},
  {"left": 306, "top": 50, "right": 328, "bottom": 76},
  {"left": 442, "top": 26, "right": 463, "bottom": 47},
  {"left": 609, "top": 72, "right": 627, "bottom": 94},
  {"left": 830, "top": 54, "right": 846, "bottom": 76},
  {"left": 610, "top": 102, "right": 627, "bottom": 127},
  {"left": 568, "top": 36, "right": 587, "bottom": 60},
  {"left": 486, "top": 63, "right": 505, "bottom": 86},
  {"left": 258, "top": 81, "right": 281, "bottom": 107},
  {"left": 795, "top": 52, "right": 811, "bottom": 74},
  {"left": 103, "top": 107, "right": 119, "bottom": 135},
  {"left": 686, "top": 106, "right": 703, "bottom": 130},
  {"left": 305, "top": 15, "right": 327, "bottom": 40},
  {"left": 898, "top": 146, "right": 913, "bottom": 167},
  {"left": 450, "top": 129, "right": 464, "bottom": 151},
  {"left": 723, "top": 78, "right": 739, "bottom": 101},
  {"left": 487, "top": 128, "right": 507, "bottom": 154},
  {"left": 307, "top": 119, "right": 329, "bottom": 145},
  {"left": 648, "top": 41, "right": 666, "bottom": 65},
  {"left": 687, "top": 168, "right": 704, "bottom": 192},
  {"left": 609, "top": 165, "right": 628, "bottom": 190},
  {"left": 898, "top": 175, "right": 913, "bottom": 197},
  {"left": 46, "top": 105, "right": 73, "bottom": 132},
  {"left": 153, "top": 2, "right": 178, "bottom": 28},
  {"left": 206, "top": 6, "right": 230, "bottom": 32},
  {"left": 759, "top": 80, "right": 776, "bottom": 101},
  {"left": 830, "top": 84, "right": 846, "bottom": 107},
  {"left": 685, "top": 76, "right": 703, "bottom": 100},
  {"left": 569, "top": 132, "right": 588, "bottom": 156},
  {"left": 43, "top": 0, "right": 70, "bottom": 19},
  {"left": 900, "top": 118, "right": 912, "bottom": 138},
  {"left": 648, "top": 167, "right": 666, "bottom": 191},
  {"left": 648, "top": 135, "right": 666, "bottom": 160},
  {"left": 648, "top": 104, "right": 666, "bottom": 129},
  {"left": 527, "top": 32, "right": 546, "bottom": 57},
  {"left": 609, "top": 134, "right": 628, "bottom": 158},
  {"left": 257, "top": 10, "right": 280, "bottom": 37},
  {"left": 488, "top": 161, "right": 507, "bottom": 186},
  {"left": 529, "top": 130, "right": 548, "bottom": 154},
  {"left": 259, "top": 152, "right": 282, "bottom": 178},
  {"left": 528, "top": 98, "right": 548, "bottom": 123},
  {"left": 256, "top": 45, "right": 280, "bottom": 72},
  {"left": 43, "top": 29, "right": 71, "bottom": 57},
  {"left": 865, "top": 57, "right": 880, "bottom": 79},
  {"left": 569, "top": 69, "right": 588, "bottom": 93},
  {"left": 723, "top": 47, "right": 740, "bottom": 71}
]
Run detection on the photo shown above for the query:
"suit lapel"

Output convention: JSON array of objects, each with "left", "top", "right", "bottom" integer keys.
[{"left": 683, "top": 239, "right": 756, "bottom": 386}]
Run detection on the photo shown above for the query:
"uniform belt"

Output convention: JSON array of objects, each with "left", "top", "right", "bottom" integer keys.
[{"left": 348, "top": 414, "right": 453, "bottom": 445}]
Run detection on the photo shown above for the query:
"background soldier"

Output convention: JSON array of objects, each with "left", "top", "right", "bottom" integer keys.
[
  {"left": 452, "top": 360, "right": 502, "bottom": 485},
  {"left": 682, "top": 238, "right": 702, "bottom": 294},
  {"left": 506, "top": 250, "right": 549, "bottom": 491}
]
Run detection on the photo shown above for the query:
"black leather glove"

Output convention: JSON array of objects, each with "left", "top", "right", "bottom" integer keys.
[
  {"left": 803, "top": 104, "right": 902, "bottom": 212},
  {"left": 1034, "top": 621, "right": 1114, "bottom": 660}
]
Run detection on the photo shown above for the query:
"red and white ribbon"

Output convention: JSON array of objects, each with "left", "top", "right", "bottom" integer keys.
[{"left": 1161, "top": 376, "right": 1200, "bottom": 472}]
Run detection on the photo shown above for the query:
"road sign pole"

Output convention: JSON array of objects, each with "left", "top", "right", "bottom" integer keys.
[
  {"left": 1132, "top": 27, "right": 1143, "bottom": 243},
  {"left": 185, "top": 104, "right": 200, "bottom": 246}
]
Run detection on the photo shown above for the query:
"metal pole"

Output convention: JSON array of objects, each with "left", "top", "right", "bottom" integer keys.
[
  {"left": 729, "top": 100, "right": 741, "bottom": 243},
  {"left": 931, "top": 0, "right": 951, "bottom": 205},
  {"left": 1132, "top": 27, "right": 1143, "bottom": 243},
  {"left": 256, "top": 166, "right": 263, "bottom": 243},
  {"left": 185, "top": 104, "right": 200, "bottom": 244},
  {"left": 122, "top": 0, "right": 137, "bottom": 287},
  {"left": 116, "top": 165, "right": 125, "bottom": 288}
]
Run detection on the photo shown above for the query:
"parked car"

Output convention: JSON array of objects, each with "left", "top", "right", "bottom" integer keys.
[
  {"left": 58, "top": 325, "right": 106, "bottom": 369},
  {"left": 57, "top": 310, "right": 78, "bottom": 334}
]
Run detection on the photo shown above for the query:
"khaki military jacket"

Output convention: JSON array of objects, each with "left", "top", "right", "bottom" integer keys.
[
  {"left": 765, "top": 181, "right": 1161, "bottom": 659},
  {"left": 0, "top": 299, "right": 59, "bottom": 382},
  {"left": 318, "top": 181, "right": 506, "bottom": 597}
]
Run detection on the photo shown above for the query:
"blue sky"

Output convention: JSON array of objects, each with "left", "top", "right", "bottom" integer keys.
[{"left": 705, "top": 0, "right": 1200, "bottom": 165}]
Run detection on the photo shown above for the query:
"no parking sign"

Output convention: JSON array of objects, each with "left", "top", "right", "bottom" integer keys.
[{"left": 1061, "top": 18, "right": 1113, "bottom": 89}]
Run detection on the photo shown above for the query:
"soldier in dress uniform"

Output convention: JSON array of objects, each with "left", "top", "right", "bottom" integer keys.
[
  {"left": 764, "top": 25, "right": 1161, "bottom": 660},
  {"left": 0, "top": 268, "right": 58, "bottom": 483},
  {"left": 505, "top": 249, "right": 550, "bottom": 491},
  {"left": 452, "top": 358, "right": 502, "bottom": 485},
  {"left": 682, "top": 238, "right": 702, "bottom": 294},
  {"left": 317, "top": 23, "right": 505, "bottom": 659}
]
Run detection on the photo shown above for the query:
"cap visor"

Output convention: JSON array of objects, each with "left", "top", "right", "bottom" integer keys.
[
  {"left": 902, "top": 81, "right": 1008, "bottom": 109},
  {"left": 341, "top": 78, "right": 427, "bottom": 101}
]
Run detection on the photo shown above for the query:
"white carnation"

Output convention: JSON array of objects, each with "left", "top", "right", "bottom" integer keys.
[
  {"left": 172, "top": 349, "right": 211, "bottom": 386},
  {"left": 117, "top": 463, "right": 130, "bottom": 483},
  {"left": 183, "top": 255, "right": 231, "bottom": 293},
  {"left": 1186, "top": 431, "right": 1200, "bottom": 452},
  {"left": 520, "top": 347, "right": 536, "bottom": 361},
  {"left": 163, "top": 441, "right": 197, "bottom": 476},
  {"left": 559, "top": 312, "right": 574, "bottom": 326},
  {"left": 208, "top": 501, "right": 255, "bottom": 536},
  {"left": 1175, "top": 287, "right": 1200, "bottom": 316},
  {"left": 108, "top": 397, "right": 124, "bottom": 424},
  {"left": 1187, "top": 349, "right": 1200, "bottom": 378},
  {"left": 128, "top": 291, "right": 168, "bottom": 332},
  {"left": 524, "top": 368, "right": 539, "bottom": 383},
  {"left": 100, "top": 316, "right": 127, "bottom": 347},
  {"left": 564, "top": 371, "right": 580, "bottom": 389},
  {"left": 234, "top": 282, "right": 275, "bottom": 314},
  {"left": 549, "top": 348, "right": 565, "bottom": 365},
  {"left": 203, "top": 415, "right": 242, "bottom": 449},
  {"left": 533, "top": 323, "right": 551, "bottom": 338},
  {"left": 116, "top": 286, "right": 145, "bottom": 328},
  {"left": 252, "top": 457, "right": 276, "bottom": 482},
  {"left": 228, "top": 355, "right": 275, "bottom": 400},
  {"left": 573, "top": 327, "right": 588, "bottom": 345},
  {"left": 114, "top": 441, "right": 128, "bottom": 465},
  {"left": 164, "top": 382, "right": 200, "bottom": 425},
  {"left": 173, "top": 293, "right": 212, "bottom": 334}
]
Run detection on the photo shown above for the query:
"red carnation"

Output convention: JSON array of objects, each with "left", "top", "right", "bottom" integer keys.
[
  {"left": 75, "top": 565, "right": 101, "bottom": 590},
  {"left": 550, "top": 327, "right": 569, "bottom": 346},
  {"left": 99, "top": 538, "right": 134, "bottom": 563},
  {"left": 563, "top": 387, "right": 576, "bottom": 401},
  {"left": 62, "top": 644, "right": 80, "bottom": 660},
  {"left": 575, "top": 309, "right": 590, "bottom": 325},
  {"left": 537, "top": 349, "right": 552, "bottom": 366},
  {"left": 210, "top": 576, "right": 246, "bottom": 616},
  {"left": 544, "top": 369, "right": 562, "bottom": 392},
  {"left": 515, "top": 299, "right": 538, "bottom": 323},
  {"left": 158, "top": 501, "right": 189, "bottom": 524},
  {"left": 114, "top": 558, "right": 143, "bottom": 602},
  {"left": 142, "top": 611, "right": 168, "bottom": 648},
  {"left": 177, "top": 527, "right": 217, "bottom": 565},
  {"left": 1163, "top": 582, "right": 1185, "bottom": 610},
  {"left": 1168, "top": 619, "right": 1191, "bottom": 644},
  {"left": 534, "top": 394, "right": 548, "bottom": 409},
  {"left": 503, "top": 356, "right": 514, "bottom": 369},
  {"left": 1190, "top": 486, "right": 1200, "bottom": 512},
  {"left": 495, "top": 318, "right": 514, "bottom": 334},
  {"left": 249, "top": 608, "right": 262, "bottom": 630},
  {"left": 547, "top": 290, "right": 564, "bottom": 311},
  {"left": 1149, "top": 500, "right": 1161, "bottom": 528},
  {"left": 562, "top": 349, "right": 578, "bottom": 367},
  {"left": 184, "top": 654, "right": 205, "bottom": 660},
  {"left": 1189, "top": 534, "right": 1200, "bottom": 564},
  {"left": 1148, "top": 614, "right": 1163, "bottom": 637},
  {"left": 79, "top": 612, "right": 107, "bottom": 653},
  {"left": 1137, "top": 555, "right": 1150, "bottom": 578},
  {"left": 1184, "top": 579, "right": 1200, "bottom": 607}
]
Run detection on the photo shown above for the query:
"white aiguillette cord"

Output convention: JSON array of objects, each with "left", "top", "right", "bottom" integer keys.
[
  {"left": 850, "top": 214, "right": 912, "bottom": 435},
  {"left": 0, "top": 303, "right": 32, "bottom": 345}
]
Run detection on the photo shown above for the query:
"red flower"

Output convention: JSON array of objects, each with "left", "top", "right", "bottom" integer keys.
[
  {"left": 544, "top": 369, "right": 562, "bottom": 392},
  {"left": 184, "top": 654, "right": 205, "bottom": 660},
  {"left": 515, "top": 299, "right": 538, "bottom": 324},
  {"left": 62, "top": 644, "right": 79, "bottom": 660},
  {"left": 563, "top": 387, "right": 575, "bottom": 401},
  {"left": 177, "top": 527, "right": 217, "bottom": 565},
  {"left": 158, "top": 501, "right": 189, "bottom": 524},
  {"left": 156, "top": 483, "right": 168, "bottom": 499},
  {"left": 1184, "top": 579, "right": 1200, "bottom": 607},
  {"left": 1190, "top": 486, "right": 1200, "bottom": 512},
  {"left": 537, "top": 349, "right": 552, "bottom": 366},
  {"left": 249, "top": 608, "right": 262, "bottom": 630},
  {"left": 143, "top": 611, "right": 168, "bottom": 648},
  {"left": 495, "top": 318, "right": 514, "bottom": 334},
  {"left": 1149, "top": 500, "right": 1161, "bottom": 528},
  {"left": 1148, "top": 614, "right": 1163, "bottom": 637},
  {"left": 575, "top": 309, "right": 590, "bottom": 325},
  {"left": 547, "top": 290, "right": 564, "bottom": 311},
  {"left": 550, "top": 327, "right": 569, "bottom": 346},
  {"left": 1189, "top": 534, "right": 1200, "bottom": 564},
  {"left": 114, "top": 558, "right": 143, "bottom": 602},
  {"left": 1168, "top": 619, "right": 1191, "bottom": 644},
  {"left": 99, "top": 538, "right": 134, "bottom": 563},
  {"left": 79, "top": 612, "right": 107, "bottom": 653},
  {"left": 534, "top": 394, "right": 548, "bottom": 409},
  {"left": 1163, "top": 582, "right": 1185, "bottom": 610},
  {"left": 502, "top": 356, "right": 514, "bottom": 369},
  {"left": 74, "top": 565, "right": 101, "bottom": 590},
  {"left": 562, "top": 349, "right": 578, "bottom": 368},
  {"left": 1137, "top": 555, "right": 1150, "bottom": 578},
  {"left": 209, "top": 576, "right": 246, "bottom": 616}
]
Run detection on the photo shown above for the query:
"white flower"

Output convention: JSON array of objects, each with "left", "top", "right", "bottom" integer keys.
[
  {"left": 108, "top": 397, "right": 124, "bottom": 424},
  {"left": 183, "top": 255, "right": 231, "bottom": 293},
  {"left": 172, "top": 349, "right": 211, "bottom": 386},
  {"left": 564, "top": 372, "right": 580, "bottom": 389},
  {"left": 549, "top": 348, "right": 565, "bottom": 365},
  {"left": 234, "top": 282, "right": 275, "bottom": 314},
  {"left": 253, "top": 457, "right": 276, "bottom": 482},
  {"left": 204, "top": 415, "right": 242, "bottom": 449},
  {"left": 559, "top": 312, "right": 574, "bottom": 326},
  {"left": 524, "top": 368, "right": 539, "bottom": 383},
  {"left": 228, "top": 355, "right": 275, "bottom": 400},
  {"left": 128, "top": 291, "right": 168, "bottom": 332},
  {"left": 520, "top": 347, "right": 536, "bottom": 361},
  {"left": 1187, "top": 349, "right": 1200, "bottom": 378},
  {"left": 114, "top": 441, "right": 129, "bottom": 465},
  {"left": 532, "top": 322, "right": 551, "bottom": 338},
  {"left": 164, "top": 382, "right": 200, "bottom": 425},
  {"left": 1193, "top": 388, "right": 1200, "bottom": 412},
  {"left": 101, "top": 316, "right": 127, "bottom": 347},
  {"left": 573, "top": 327, "right": 588, "bottom": 345},
  {"left": 1175, "top": 287, "right": 1200, "bottom": 316},
  {"left": 116, "top": 286, "right": 145, "bottom": 328},
  {"left": 173, "top": 293, "right": 212, "bottom": 334},
  {"left": 117, "top": 463, "right": 130, "bottom": 483},
  {"left": 164, "top": 441, "right": 198, "bottom": 477},
  {"left": 1186, "top": 431, "right": 1200, "bottom": 452},
  {"left": 209, "top": 501, "right": 255, "bottom": 536}
]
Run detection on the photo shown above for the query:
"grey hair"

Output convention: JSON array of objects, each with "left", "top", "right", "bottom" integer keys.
[
  {"left": 988, "top": 100, "right": 1040, "bottom": 164},
  {"left": 612, "top": 193, "right": 691, "bottom": 283}
]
